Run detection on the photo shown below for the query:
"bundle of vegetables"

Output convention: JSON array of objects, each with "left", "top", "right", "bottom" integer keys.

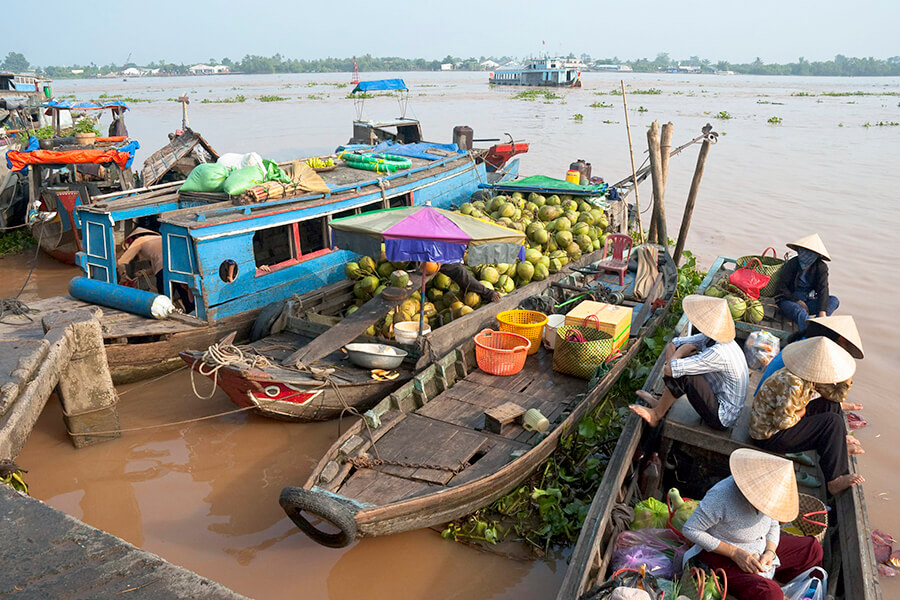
[{"left": 630, "top": 496, "right": 670, "bottom": 530}]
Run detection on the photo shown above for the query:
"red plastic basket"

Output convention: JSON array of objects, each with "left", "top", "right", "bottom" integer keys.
[{"left": 473, "top": 329, "right": 531, "bottom": 376}]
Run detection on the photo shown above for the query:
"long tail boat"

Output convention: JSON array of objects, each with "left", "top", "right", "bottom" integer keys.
[
  {"left": 556, "top": 256, "right": 881, "bottom": 600},
  {"left": 277, "top": 246, "right": 677, "bottom": 547}
]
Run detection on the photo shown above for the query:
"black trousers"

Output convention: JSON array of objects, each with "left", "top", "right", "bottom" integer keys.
[
  {"left": 664, "top": 373, "right": 727, "bottom": 430},
  {"left": 753, "top": 397, "right": 848, "bottom": 482}
]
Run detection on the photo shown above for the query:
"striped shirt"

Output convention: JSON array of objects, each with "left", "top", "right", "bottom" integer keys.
[{"left": 670, "top": 333, "right": 750, "bottom": 427}]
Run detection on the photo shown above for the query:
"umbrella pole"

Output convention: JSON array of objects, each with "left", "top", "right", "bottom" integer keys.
[{"left": 418, "top": 262, "right": 428, "bottom": 337}]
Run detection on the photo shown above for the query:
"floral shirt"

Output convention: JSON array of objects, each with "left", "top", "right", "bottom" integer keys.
[{"left": 749, "top": 367, "right": 851, "bottom": 440}]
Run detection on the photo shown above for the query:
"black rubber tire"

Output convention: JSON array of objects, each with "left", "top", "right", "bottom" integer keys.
[
  {"left": 249, "top": 300, "right": 286, "bottom": 342},
  {"left": 279, "top": 486, "right": 357, "bottom": 548}
]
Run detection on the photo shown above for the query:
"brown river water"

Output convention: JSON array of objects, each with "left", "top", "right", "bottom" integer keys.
[{"left": 3, "top": 71, "right": 899, "bottom": 598}]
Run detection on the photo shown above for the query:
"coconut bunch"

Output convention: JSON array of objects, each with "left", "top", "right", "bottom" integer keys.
[{"left": 704, "top": 279, "right": 765, "bottom": 324}]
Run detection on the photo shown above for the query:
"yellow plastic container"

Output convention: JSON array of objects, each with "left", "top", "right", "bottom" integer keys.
[
  {"left": 496, "top": 309, "right": 548, "bottom": 355},
  {"left": 565, "top": 169, "right": 581, "bottom": 184}
]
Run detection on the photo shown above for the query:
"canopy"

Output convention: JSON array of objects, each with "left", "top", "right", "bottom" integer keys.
[
  {"left": 371, "top": 140, "right": 463, "bottom": 161},
  {"left": 330, "top": 205, "right": 525, "bottom": 265},
  {"left": 350, "top": 79, "right": 408, "bottom": 94},
  {"left": 43, "top": 100, "right": 129, "bottom": 112},
  {"left": 6, "top": 138, "right": 140, "bottom": 171},
  {"left": 492, "top": 174, "right": 608, "bottom": 196}
]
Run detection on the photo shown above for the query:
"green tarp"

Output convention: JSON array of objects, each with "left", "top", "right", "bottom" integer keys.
[{"left": 495, "top": 175, "right": 605, "bottom": 194}]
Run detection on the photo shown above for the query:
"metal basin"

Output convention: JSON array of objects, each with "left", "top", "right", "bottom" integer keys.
[{"left": 343, "top": 343, "right": 408, "bottom": 370}]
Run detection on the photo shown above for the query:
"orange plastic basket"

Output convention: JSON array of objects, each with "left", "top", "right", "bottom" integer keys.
[
  {"left": 496, "top": 309, "right": 548, "bottom": 355},
  {"left": 473, "top": 329, "right": 531, "bottom": 376}
]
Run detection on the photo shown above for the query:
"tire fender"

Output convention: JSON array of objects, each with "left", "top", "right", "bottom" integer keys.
[
  {"left": 250, "top": 300, "right": 286, "bottom": 342},
  {"left": 279, "top": 486, "right": 357, "bottom": 548}
]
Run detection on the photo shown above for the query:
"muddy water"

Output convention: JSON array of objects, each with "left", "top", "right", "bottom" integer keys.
[{"left": 6, "top": 71, "right": 900, "bottom": 598}]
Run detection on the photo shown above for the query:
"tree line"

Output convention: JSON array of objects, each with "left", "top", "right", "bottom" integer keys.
[{"left": 4, "top": 51, "right": 900, "bottom": 79}]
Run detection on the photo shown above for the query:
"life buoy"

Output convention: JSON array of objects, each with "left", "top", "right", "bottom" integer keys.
[{"left": 279, "top": 486, "right": 358, "bottom": 548}]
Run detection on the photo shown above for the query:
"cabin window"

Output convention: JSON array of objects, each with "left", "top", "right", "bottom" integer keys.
[
  {"left": 359, "top": 200, "right": 385, "bottom": 214},
  {"left": 299, "top": 217, "right": 328, "bottom": 255},
  {"left": 253, "top": 224, "right": 295, "bottom": 269},
  {"left": 332, "top": 208, "right": 357, "bottom": 220},
  {"left": 388, "top": 192, "right": 412, "bottom": 208}
]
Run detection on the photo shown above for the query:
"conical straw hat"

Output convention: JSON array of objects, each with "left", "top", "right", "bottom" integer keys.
[
  {"left": 126, "top": 227, "right": 160, "bottom": 240},
  {"left": 787, "top": 233, "right": 831, "bottom": 261},
  {"left": 730, "top": 449, "right": 799, "bottom": 522},
  {"left": 782, "top": 336, "right": 856, "bottom": 384},
  {"left": 807, "top": 315, "right": 864, "bottom": 359},
  {"left": 682, "top": 295, "right": 735, "bottom": 343}
]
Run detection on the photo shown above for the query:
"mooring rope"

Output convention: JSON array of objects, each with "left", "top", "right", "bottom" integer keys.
[
  {"left": 0, "top": 226, "right": 43, "bottom": 324},
  {"left": 189, "top": 342, "right": 272, "bottom": 400}
]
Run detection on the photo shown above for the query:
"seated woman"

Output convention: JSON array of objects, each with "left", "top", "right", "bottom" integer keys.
[
  {"left": 629, "top": 295, "right": 749, "bottom": 430},
  {"left": 682, "top": 448, "right": 823, "bottom": 600},
  {"left": 775, "top": 233, "right": 839, "bottom": 331},
  {"left": 750, "top": 336, "right": 864, "bottom": 495}
]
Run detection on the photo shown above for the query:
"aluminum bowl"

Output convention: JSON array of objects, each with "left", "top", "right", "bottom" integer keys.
[{"left": 343, "top": 343, "right": 408, "bottom": 370}]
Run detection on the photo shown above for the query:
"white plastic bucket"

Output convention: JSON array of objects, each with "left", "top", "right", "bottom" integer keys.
[
  {"left": 393, "top": 321, "right": 431, "bottom": 345},
  {"left": 543, "top": 314, "right": 566, "bottom": 350}
]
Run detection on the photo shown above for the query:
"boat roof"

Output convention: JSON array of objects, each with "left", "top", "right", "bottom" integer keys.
[
  {"left": 43, "top": 100, "right": 129, "bottom": 112},
  {"left": 350, "top": 79, "right": 408, "bottom": 94},
  {"left": 140, "top": 128, "right": 219, "bottom": 187}
]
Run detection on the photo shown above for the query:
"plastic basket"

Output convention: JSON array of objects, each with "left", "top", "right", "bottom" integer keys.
[
  {"left": 790, "top": 493, "right": 828, "bottom": 544},
  {"left": 473, "top": 329, "right": 531, "bottom": 376},
  {"left": 496, "top": 310, "right": 548, "bottom": 355}
]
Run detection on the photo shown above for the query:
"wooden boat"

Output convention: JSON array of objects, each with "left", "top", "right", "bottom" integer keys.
[
  {"left": 489, "top": 57, "right": 583, "bottom": 88},
  {"left": 277, "top": 246, "right": 677, "bottom": 547},
  {"left": 556, "top": 256, "right": 881, "bottom": 600},
  {"left": 180, "top": 246, "right": 612, "bottom": 422}
]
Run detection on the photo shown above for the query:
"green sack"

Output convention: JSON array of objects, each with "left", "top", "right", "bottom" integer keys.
[
  {"left": 630, "top": 496, "right": 669, "bottom": 529},
  {"left": 223, "top": 165, "right": 266, "bottom": 196},
  {"left": 263, "top": 159, "right": 292, "bottom": 184},
  {"left": 179, "top": 163, "right": 232, "bottom": 193}
]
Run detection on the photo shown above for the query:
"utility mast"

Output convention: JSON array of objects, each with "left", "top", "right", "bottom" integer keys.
[{"left": 351, "top": 56, "right": 359, "bottom": 85}]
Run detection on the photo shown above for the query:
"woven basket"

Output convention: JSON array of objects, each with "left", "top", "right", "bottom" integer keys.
[
  {"left": 736, "top": 247, "right": 785, "bottom": 297},
  {"left": 790, "top": 493, "right": 828, "bottom": 544},
  {"left": 552, "top": 324, "right": 613, "bottom": 379},
  {"left": 496, "top": 309, "right": 548, "bottom": 355}
]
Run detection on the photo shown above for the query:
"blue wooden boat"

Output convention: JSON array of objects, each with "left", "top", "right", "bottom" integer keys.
[{"left": 71, "top": 129, "right": 522, "bottom": 383}]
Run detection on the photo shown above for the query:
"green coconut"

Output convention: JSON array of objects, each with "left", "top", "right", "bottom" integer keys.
[
  {"left": 478, "top": 280, "right": 494, "bottom": 291},
  {"left": 480, "top": 266, "right": 500, "bottom": 284},
  {"left": 556, "top": 230, "right": 574, "bottom": 248},
  {"left": 744, "top": 299, "right": 765, "bottom": 323},
  {"left": 725, "top": 294, "right": 747, "bottom": 320},
  {"left": 555, "top": 217, "right": 572, "bottom": 231},
  {"left": 432, "top": 273, "right": 452, "bottom": 291},
  {"left": 459, "top": 202, "right": 474, "bottom": 215},
  {"left": 464, "top": 292, "right": 482, "bottom": 308},
  {"left": 546, "top": 194, "right": 561, "bottom": 206},
  {"left": 344, "top": 262, "right": 363, "bottom": 280},
  {"left": 516, "top": 261, "right": 535, "bottom": 282},
  {"left": 548, "top": 258, "right": 563, "bottom": 274},
  {"left": 538, "top": 205, "right": 560, "bottom": 222},
  {"left": 525, "top": 248, "right": 543, "bottom": 265},
  {"left": 358, "top": 255, "right": 377, "bottom": 274},
  {"left": 532, "top": 228, "right": 550, "bottom": 245},
  {"left": 495, "top": 263, "right": 510, "bottom": 275},
  {"left": 705, "top": 286, "right": 726, "bottom": 298},
  {"left": 572, "top": 221, "right": 590, "bottom": 236},
  {"left": 389, "top": 270, "right": 409, "bottom": 288},
  {"left": 532, "top": 263, "right": 549, "bottom": 281}
]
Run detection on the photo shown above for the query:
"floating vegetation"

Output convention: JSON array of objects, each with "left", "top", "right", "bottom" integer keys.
[
  {"left": 637, "top": 106, "right": 648, "bottom": 113},
  {"left": 602, "top": 120, "right": 620, "bottom": 124},
  {"left": 306, "top": 93, "right": 325, "bottom": 100},
  {"left": 822, "top": 90, "right": 900, "bottom": 97},
  {"left": 0, "top": 230, "right": 36, "bottom": 257},
  {"left": 767, "top": 116, "right": 783, "bottom": 124},
  {"left": 589, "top": 102, "right": 613, "bottom": 108},
  {"left": 200, "top": 95, "right": 246, "bottom": 104},
  {"left": 714, "top": 110, "right": 733, "bottom": 120},
  {"left": 573, "top": 113, "right": 584, "bottom": 121},
  {"left": 630, "top": 88, "right": 662, "bottom": 95},
  {"left": 756, "top": 100, "right": 785, "bottom": 105},
  {"left": 672, "top": 91, "right": 684, "bottom": 95},
  {"left": 863, "top": 121, "right": 900, "bottom": 127},
  {"left": 791, "top": 91, "right": 815, "bottom": 97},
  {"left": 258, "top": 95, "right": 288, "bottom": 102},
  {"left": 512, "top": 89, "right": 563, "bottom": 101}
]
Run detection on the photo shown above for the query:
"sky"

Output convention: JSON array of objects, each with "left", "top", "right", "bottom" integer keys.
[{"left": 6, "top": 0, "right": 900, "bottom": 67}]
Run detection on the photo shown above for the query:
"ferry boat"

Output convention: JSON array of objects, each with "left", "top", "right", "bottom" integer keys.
[{"left": 489, "top": 57, "right": 582, "bottom": 88}]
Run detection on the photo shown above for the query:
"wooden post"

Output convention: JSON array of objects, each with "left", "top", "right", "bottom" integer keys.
[
  {"left": 620, "top": 80, "right": 644, "bottom": 243},
  {"left": 42, "top": 310, "right": 120, "bottom": 448},
  {"left": 658, "top": 122, "right": 674, "bottom": 246},
  {"left": 646, "top": 122, "right": 668, "bottom": 247},
  {"left": 673, "top": 138, "right": 712, "bottom": 266}
]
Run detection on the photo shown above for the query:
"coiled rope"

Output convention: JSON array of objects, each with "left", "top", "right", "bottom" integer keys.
[{"left": 190, "top": 342, "right": 272, "bottom": 400}]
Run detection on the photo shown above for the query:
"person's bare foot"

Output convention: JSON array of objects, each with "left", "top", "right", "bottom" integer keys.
[
  {"left": 635, "top": 390, "right": 661, "bottom": 408},
  {"left": 827, "top": 473, "right": 865, "bottom": 495},
  {"left": 849, "top": 445, "right": 865, "bottom": 455},
  {"left": 847, "top": 435, "right": 861, "bottom": 447},
  {"left": 628, "top": 404, "right": 661, "bottom": 427},
  {"left": 841, "top": 402, "right": 863, "bottom": 411}
]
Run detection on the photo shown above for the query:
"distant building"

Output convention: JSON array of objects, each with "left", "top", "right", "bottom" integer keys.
[
  {"left": 480, "top": 60, "right": 499, "bottom": 70},
  {"left": 121, "top": 67, "right": 147, "bottom": 77},
  {"left": 440, "top": 63, "right": 453, "bottom": 71},
  {"left": 70, "top": 69, "right": 84, "bottom": 75},
  {"left": 593, "top": 64, "right": 633, "bottom": 72},
  {"left": 188, "top": 64, "right": 230, "bottom": 75}
]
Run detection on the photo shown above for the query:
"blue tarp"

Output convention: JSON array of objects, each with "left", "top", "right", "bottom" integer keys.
[
  {"left": 43, "top": 100, "right": 129, "bottom": 112},
  {"left": 370, "top": 140, "right": 463, "bottom": 161},
  {"left": 351, "top": 79, "right": 408, "bottom": 94}
]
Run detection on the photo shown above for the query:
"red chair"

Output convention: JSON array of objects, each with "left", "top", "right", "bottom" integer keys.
[{"left": 595, "top": 233, "right": 633, "bottom": 286}]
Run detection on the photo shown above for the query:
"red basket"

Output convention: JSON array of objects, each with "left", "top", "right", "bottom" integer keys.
[{"left": 473, "top": 329, "right": 531, "bottom": 376}]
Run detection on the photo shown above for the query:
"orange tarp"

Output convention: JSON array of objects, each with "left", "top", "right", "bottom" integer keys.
[{"left": 6, "top": 148, "right": 132, "bottom": 171}]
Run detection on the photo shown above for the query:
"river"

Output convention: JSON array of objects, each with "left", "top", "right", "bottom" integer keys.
[{"left": 3, "top": 70, "right": 899, "bottom": 598}]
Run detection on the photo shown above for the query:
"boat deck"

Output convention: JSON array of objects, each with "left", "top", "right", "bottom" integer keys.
[{"left": 322, "top": 344, "right": 586, "bottom": 504}]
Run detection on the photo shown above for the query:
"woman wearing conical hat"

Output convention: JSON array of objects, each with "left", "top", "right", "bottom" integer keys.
[
  {"left": 775, "top": 233, "right": 839, "bottom": 331},
  {"left": 682, "top": 449, "right": 823, "bottom": 600},
  {"left": 629, "top": 295, "right": 749, "bottom": 430},
  {"left": 750, "top": 337, "right": 864, "bottom": 495}
]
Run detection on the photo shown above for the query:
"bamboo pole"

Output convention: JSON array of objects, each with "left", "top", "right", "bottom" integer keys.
[
  {"left": 646, "top": 122, "right": 667, "bottom": 247},
  {"left": 620, "top": 80, "right": 644, "bottom": 243},
  {"left": 658, "top": 122, "right": 674, "bottom": 246},
  {"left": 673, "top": 138, "right": 712, "bottom": 266}
]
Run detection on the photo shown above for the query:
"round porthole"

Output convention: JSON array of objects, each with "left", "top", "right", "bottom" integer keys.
[
  {"left": 264, "top": 386, "right": 281, "bottom": 398},
  {"left": 219, "top": 259, "right": 238, "bottom": 283}
]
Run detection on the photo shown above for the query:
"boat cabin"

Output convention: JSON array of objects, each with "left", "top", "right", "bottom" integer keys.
[
  {"left": 489, "top": 58, "right": 582, "bottom": 87},
  {"left": 75, "top": 149, "right": 486, "bottom": 323}
]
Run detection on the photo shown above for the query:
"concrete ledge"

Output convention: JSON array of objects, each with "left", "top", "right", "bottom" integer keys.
[{"left": 0, "top": 485, "right": 250, "bottom": 599}]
